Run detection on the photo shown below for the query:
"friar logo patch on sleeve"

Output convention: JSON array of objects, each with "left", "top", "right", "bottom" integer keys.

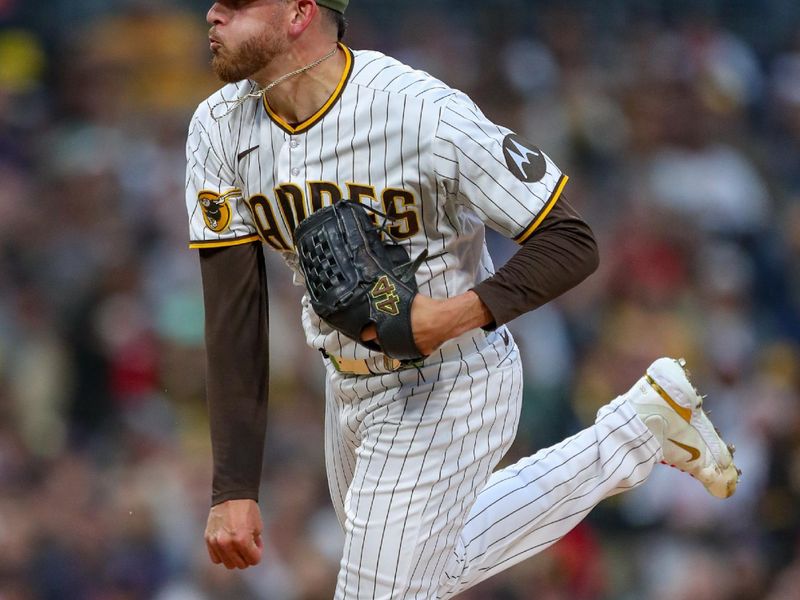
[
  {"left": 502, "top": 133, "right": 547, "bottom": 183},
  {"left": 198, "top": 189, "right": 239, "bottom": 233}
]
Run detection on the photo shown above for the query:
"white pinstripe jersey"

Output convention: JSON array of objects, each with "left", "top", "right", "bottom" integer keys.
[{"left": 186, "top": 44, "right": 568, "bottom": 360}]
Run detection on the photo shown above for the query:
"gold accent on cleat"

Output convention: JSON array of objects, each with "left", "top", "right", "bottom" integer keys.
[
  {"left": 667, "top": 438, "right": 701, "bottom": 462},
  {"left": 645, "top": 374, "right": 693, "bottom": 424}
]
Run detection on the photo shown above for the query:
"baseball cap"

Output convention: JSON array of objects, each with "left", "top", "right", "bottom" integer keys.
[{"left": 317, "top": 0, "right": 348, "bottom": 13}]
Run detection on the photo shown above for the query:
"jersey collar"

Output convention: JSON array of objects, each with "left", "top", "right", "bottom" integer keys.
[{"left": 262, "top": 43, "right": 353, "bottom": 135}]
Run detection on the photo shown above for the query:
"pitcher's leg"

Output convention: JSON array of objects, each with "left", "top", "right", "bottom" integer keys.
[
  {"left": 438, "top": 397, "right": 660, "bottom": 597},
  {"left": 437, "top": 357, "right": 741, "bottom": 598},
  {"left": 334, "top": 349, "right": 523, "bottom": 600}
]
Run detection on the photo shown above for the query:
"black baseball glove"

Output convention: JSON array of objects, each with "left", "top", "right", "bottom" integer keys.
[{"left": 295, "top": 200, "right": 428, "bottom": 361}]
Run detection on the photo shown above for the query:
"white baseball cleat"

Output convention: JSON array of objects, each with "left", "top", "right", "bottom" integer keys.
[{"left": 625, "top": 357, "right": 741, "bottom": 498}]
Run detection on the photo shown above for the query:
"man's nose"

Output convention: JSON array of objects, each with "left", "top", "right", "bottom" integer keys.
[{"left": 207, "top": 3, "right": 229, "bottom": 26}]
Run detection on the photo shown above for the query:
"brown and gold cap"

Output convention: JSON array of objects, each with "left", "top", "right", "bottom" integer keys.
[{"left": 317, "top": 0, "right": 348, "bottom": 13}]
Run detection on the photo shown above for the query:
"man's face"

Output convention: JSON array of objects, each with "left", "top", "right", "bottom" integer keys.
[{"left": 207, "top": 0, "right": 289, "bottom": 83}]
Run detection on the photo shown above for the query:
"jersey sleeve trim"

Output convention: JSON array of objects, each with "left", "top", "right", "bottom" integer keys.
[
  {"left": 262, "top": 43, "right": 354, "bottom": 135},
  {"left": 189, "top": 235, "right": 261, "bottom": 249},
  {"left": 513, "top": 174, "right": 569, "bottom": 244}
]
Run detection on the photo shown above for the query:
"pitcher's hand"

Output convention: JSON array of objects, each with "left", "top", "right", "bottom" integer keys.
[{"left": 205, "top": 499, "right": 263, "bottom": 569}]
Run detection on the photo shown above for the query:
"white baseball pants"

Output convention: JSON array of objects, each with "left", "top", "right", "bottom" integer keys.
[{"left": 324, "top": 329, "right": 661, "bottom": 599}]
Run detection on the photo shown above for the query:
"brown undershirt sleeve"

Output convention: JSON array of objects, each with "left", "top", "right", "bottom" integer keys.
[
  {"left": 199, "top": 243, "right": 269, "bottom": 506},
  {"left": 472, "top": 197, "right": 599, "bottom": 328}
]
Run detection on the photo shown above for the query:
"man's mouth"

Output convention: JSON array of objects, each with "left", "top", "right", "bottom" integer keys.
[{"left": 209, "top": 29, "right": 223, "bottom": 51}]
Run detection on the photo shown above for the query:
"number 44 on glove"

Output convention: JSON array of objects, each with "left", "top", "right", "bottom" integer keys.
[{"left": 295, "top": 200, "right": 428, "bottom": 361}]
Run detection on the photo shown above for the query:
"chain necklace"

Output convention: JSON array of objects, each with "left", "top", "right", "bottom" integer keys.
[{"left": 211, "top": 45, "right": 339, "bottom": 121}]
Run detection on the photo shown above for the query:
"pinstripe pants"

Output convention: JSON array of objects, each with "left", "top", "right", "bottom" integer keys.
[{"left": 325, "top": 330, "right": 661, "bottom": 599}]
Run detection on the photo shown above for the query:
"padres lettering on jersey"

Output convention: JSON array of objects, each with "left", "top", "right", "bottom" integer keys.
[
  {"left": 185, "top": 43, "right": 567, "bottom": 360},
  {"left": 244, "top": 182, "right": 419, "bottom": 250}
]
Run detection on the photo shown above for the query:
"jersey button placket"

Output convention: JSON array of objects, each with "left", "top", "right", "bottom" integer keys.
[{"left": 289, "top": 137, "right": 302, "bottom": 179}]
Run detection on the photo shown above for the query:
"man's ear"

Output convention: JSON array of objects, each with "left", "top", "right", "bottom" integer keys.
[{"left": 288, "top": 0, "right": 318, "bottom": 36}]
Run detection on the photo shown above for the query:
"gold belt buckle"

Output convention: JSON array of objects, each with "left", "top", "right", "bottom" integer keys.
[{"left": 382, "top": 356, "right": 402, "bottom": 371}]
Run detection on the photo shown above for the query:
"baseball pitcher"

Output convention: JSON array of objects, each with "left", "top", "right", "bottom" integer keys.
[{"left": 187, "top": 1, "right": 740, "bottom": 597}]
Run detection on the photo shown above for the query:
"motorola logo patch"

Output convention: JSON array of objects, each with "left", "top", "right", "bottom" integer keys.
[{"left": 502, "top": 134, "right": 547, "bottom": 183}]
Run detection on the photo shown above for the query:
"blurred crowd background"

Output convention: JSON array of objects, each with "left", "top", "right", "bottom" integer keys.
[{"left": 1, "top": 0, "right": 799, "bottom": 598}]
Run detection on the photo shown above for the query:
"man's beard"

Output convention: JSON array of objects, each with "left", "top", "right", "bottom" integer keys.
[{"left": 212, "top": 30, "right": 285, "bottom": 83}]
